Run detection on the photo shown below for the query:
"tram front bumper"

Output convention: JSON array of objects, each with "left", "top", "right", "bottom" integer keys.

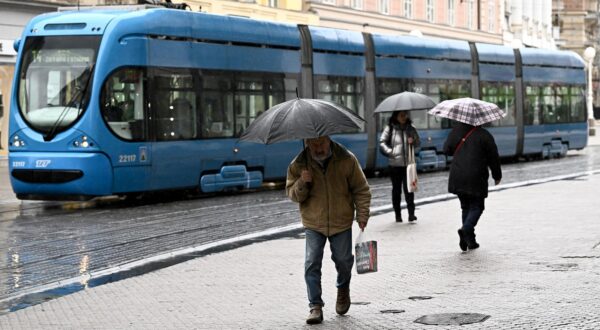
[{"left": 9, "top": 152, "right": 113, "bottom": 200}]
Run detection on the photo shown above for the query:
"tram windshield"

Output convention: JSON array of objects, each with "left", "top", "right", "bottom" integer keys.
[{"left": 17, "top": 36, "right": 101, "bottom": 136}]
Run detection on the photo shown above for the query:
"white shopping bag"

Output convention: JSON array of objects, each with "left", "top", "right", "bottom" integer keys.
[{"left": 406, "top": 144, "right": 418, "bottom": 193}]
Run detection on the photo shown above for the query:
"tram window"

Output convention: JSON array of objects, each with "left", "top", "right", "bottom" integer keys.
[
  {"left": 541, "top": 91, "right": 556, "bottom": 124},
  {"left": 570, "top": 86, "right": 586, "bottom": 122},
  {"left": 316, "top": 75, "right": 365, "bottom": 132},
  {"left": 428, "top": 80, "right": 468, "bottom": 129},
  {"left": 411, "top": 83, "right": 426, "bottom": 95},
  {"left": 152, "top": 68, "right": 197, "bottom": 141},
  {"left": 284, "top": 76, "right": 298, "bottom": 101},
  {"left": 408, "top": 109, "right": 428, "bottom": 129},
  {"left": 201, "top": 74, "right": 234, "bottom": 138},
  {"left": 524, "top": 86, "right": 541, "bottom": 125},
  {"left": 555, "top": 95, "right": 568, "bottom": 123},
  {"left": 233, "top": 75, "right": 284, "bottom": 137},
  {"left": 429, "top": 84, "right": 442, "bottom": 100},
  {"left": 482, "top": 82, "right": 515, "bottom": 127},
  {"left": 199, "top": 71, "right": 287, "bottom": 138},
  {"left": 101, "top": 68, "right": 146, "bottom": 141}
]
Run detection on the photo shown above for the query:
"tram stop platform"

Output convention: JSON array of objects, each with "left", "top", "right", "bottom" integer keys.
[{"left": 1, "top": 163, "right": 600, "bottom": 328}]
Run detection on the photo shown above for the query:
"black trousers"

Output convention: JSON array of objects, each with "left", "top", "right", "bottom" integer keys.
[
  {"left": 389, "top": 166, "right": 415, "bottom": 217},
  {"left": 457, "top": 194, "right": 485, "bottom": 235}
]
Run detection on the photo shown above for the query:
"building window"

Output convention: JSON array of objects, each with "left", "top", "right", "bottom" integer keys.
[
  {"left": 268, "top": 0, "right": 277, "bottom": 7},
  {"left": 447, "top": 0, "right": 455, "bottom": 26},
  {"left": 426, "top": 0, "right": 435, "bottom": 23},
  {"left": 488, "top": 1, "right": 495, "bottom": 32},
  {"left": 404, "top": 0, "right": 412, "bottom": 18},
  {"left": 352, "top": 0, "right": 363, "bottom": 10},
  {"left": 322, "top": 0, "right": 335, "bottom": 4},
  {"left": 379, "top": 0, "right": 390, "bottom": 14}
]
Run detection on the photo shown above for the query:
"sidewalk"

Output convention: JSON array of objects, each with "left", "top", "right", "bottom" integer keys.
[{"left": 1, "top": 174, "right": 599, "bottom": 328}]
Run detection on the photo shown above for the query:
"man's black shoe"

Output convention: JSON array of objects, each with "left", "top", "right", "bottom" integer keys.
[
  {"left": 468, "top": 241, "right": 480, "bottom": 250},
  {"left": 457, "top": 229, "right": 468, "bottom": 251},
  {"left": 395, "top": 216, "right": 403, "bottom": 223},
  {"left": 408, "top": 215, "right": 417, "bottom": 222}
]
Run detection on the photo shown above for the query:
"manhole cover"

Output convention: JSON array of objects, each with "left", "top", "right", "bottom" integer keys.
[
  {"left": 546, "top": 263, "right": 578, "bottom": 271},
  {"left": 414, "top": 313, "right": 490, "bottom": 325},
  {"left": 408, "top": 296, "right": 433, "bottom": 301},
  {"left": 380, "top": 309, "right": 405, "bottom": 314}
]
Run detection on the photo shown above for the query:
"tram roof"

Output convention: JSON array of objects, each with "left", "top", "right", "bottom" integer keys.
[
  {"left": 519, "top": 48, "right": 585, "bottom": 68},
  {"left": 475, "top": 43, "right": 515, "bottom": 64},
  {"left": 24, "top": 8, "right": 302, "bottom": 49},
  {"left": 372, "top": 34, "right": 471, "bottom": 61},
  {"left": 308, "top": 26, "right": 365, "bottom": 53}
]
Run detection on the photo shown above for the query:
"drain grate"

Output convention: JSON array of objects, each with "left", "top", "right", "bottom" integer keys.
[
  {"left": 546, "top": 263, "right": 578, "bottom": 271},
  {"left": 414, "top": 313, "right": 490, "bottom": 325},
  {"left": 408, "top": 296, "right": 433, "bottom": 301},
  {"left": 380, "top": 309, "right": 405, "bottom": 314}
]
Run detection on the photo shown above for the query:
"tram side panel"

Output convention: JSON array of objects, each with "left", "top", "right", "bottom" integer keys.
[
  {"left": 372, "top": 35, "right": 472, "bottom": 171},
  {"left": 307, "top": 26, "right": 368, "bottom": 168},
  {"left": 520, "top": 49, "right": 587, "bottom": 158},
  {"left": 475, "top": 43, "right": 518, "bottom": 158}
]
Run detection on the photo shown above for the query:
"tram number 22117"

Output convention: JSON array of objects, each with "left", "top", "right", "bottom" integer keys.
[{"left": 118, "top": 154, "right": 137, "bottom": 163}]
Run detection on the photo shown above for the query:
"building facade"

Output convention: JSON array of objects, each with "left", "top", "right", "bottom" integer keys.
[
  {"left": 553, "top": 0, "right": 599, "bottom": 114},
  {"left": 302, "top": 0, "right": 504, "bottom": 44},
  {"left": 504, "top": 0, "right": 555, "bottom": 49}
]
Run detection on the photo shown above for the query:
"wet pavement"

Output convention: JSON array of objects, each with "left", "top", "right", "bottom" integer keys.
[
  {"left": 0, "top": 134, "right": 599, "bottom": 319},
  {"left": 0, "top": 160, "right": 599, "bottom": 328}
]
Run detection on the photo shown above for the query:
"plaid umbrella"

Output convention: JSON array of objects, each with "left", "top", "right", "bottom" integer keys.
[{"left": 427, "top": 98, "right": 506, "bottom": 126}]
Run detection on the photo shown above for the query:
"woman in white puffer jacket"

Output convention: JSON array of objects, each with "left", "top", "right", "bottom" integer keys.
[{"left": 379, "top": 111, "right": 420, "bottom": 222}]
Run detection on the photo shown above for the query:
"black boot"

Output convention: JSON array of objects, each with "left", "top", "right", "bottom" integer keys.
[
  {"left": 395, "top": 211, "right": 402, "bottom": 222},
  {"left": 465, "top": 229, "right": 479, "bottom": 250},
  {"left": 408, "top": 213, "right": 417, "bottom": 222},
  {"left": 457, "top": 228, "right": 467, "bottom": 251}
]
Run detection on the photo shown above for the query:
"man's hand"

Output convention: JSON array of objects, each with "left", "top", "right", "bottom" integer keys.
[
  {"left": 407, "top": 137, "right": 414, "bottom": 144},
  {"left": 301, "top": 170, "right": 312, "bottom": 183},
  {"left": 358, "top": 221, "right": 367, "bottom": 231}
]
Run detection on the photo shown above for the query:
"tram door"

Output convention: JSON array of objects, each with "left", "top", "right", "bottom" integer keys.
[{"left": 149, "top": 68, "right": 201, "bottom": 190}]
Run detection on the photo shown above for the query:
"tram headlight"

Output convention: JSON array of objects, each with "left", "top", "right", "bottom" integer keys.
[
  {"left": 10, "top": 135, "right": 26, "bottom": 148},
  {"left": 71, "top": 135, "right": 97, "bottom": 149}
]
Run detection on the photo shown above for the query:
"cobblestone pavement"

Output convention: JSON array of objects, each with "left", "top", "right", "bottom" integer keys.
[{"left": 0, "top": 172, "right": 599, "bottom": 329}]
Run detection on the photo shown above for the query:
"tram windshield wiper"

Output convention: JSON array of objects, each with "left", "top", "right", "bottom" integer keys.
[{"left": 44, "top": 63, "right": 95, "bottom": 142}]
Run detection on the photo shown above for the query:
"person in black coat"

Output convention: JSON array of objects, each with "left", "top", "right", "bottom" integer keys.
[{"left": 443, "top": 121, "right": 502, "bottom": 251}]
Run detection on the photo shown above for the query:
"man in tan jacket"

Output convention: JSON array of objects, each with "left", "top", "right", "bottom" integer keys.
[{"left": 286, "top": 136, "right": 371, "bottom": 325}]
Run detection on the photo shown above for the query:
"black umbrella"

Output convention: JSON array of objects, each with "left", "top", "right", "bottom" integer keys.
[
  {"left": 373, "top": 91, "right": 436, "bottom": 115},
  {"left": 238, "top": 98, "right": 365, "bottom": 144}
]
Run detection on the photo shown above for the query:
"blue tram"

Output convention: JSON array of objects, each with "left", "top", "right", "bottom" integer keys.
[{"left": 8, "top": 7, "right": 587, "bottom": 200}]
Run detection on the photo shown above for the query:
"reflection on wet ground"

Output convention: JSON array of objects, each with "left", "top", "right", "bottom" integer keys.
[{"left": 0, "top": 146, "right": 599, "bottom": 313}]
